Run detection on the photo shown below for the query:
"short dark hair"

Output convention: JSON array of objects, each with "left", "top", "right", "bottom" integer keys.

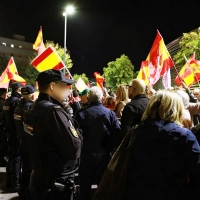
[
  {"left": 38, "top": 83, "right": 50, "bottom": 92},
  {"left": 73, "top": 90, "right": 79, "bottom": 97}
]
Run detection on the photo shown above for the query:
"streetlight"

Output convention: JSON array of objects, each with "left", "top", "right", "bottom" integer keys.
[{"left": 63, "top": 5, "right": 75, "bottom": 75}]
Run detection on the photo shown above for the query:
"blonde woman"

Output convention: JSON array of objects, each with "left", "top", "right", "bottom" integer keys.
[
  {"left": 114, "top": 85, "right": 129, "bottom": 119},
  {"left": 126, "top": 90, "right": 200, "bottom": 200}
]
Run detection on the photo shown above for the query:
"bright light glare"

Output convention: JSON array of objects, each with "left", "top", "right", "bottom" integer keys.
[{"left": 66, "top": 6, "right": 75, "bottom": 14}]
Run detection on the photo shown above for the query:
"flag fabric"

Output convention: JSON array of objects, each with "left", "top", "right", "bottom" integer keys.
[
  {"left": 175, "top": 53, "right": 197, "bottom": 87},
  {"left": 137, "top": 60, "right": 150, "bottom": 85},
  {"left": 137, "top": 30, "right": 174, "bottom": 85},
  {"left": 162, "top": 68, "right": 171, "bottom": 89},
  {"left": 75, "top": 78, "right": 88, "bottom": 92},
  {"left": 31, "top": 46, "right": 65, "bottom": 72},
  {"left": 0, "top": 57, "right": 26, "bottom": 88},
  {"left": 33, "top": 27, "right": 45, "bottom": 55},
  {"left": 94, "top": 72, "right": 104, "bottom": 90}
]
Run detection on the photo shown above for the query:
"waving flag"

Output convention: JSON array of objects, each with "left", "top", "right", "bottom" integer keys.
[
  {"left": 137, "top": 60, "right": 150, "bottom": 85},
  {"left": 94, "top": 72, "right": 104, "bottom": 90},
  {"left": 175, "top": 53, "right": 200, "bottom": 87},
  {"left": 33, "top": 26, "right": 45, "bottom": 55},
  {"left": 0, "top": 57, "right": 26, "bottom": 88},
  {"left": 31, "top": 46, "right": 65, "bottom": 72},
  {"left": 137, "top": 30, "right": 174, "bottom": 85}
]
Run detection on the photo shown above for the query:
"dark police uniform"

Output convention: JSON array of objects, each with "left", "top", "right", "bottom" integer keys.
[
  {"left": 14, "top": 85, "right": 36, "bottom": 199},
  {"left": 23, "top": 70, "right": 82, "bottom": 200},
  {"left": 3, "top": 82, "right": 23, "bottom": 188},
  {"left": 0, "top": 88, "right": 7, "bottom": 164}
]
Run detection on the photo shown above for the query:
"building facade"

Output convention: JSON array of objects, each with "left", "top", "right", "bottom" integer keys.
[{"left": 0, "top": 34, "right": 35, "bottom": 62}]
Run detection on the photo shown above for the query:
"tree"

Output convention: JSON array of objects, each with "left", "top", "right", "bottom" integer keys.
[
  {"left": 103, "top": 54, "right": 136, "bottom": 91},
  {"left": 45, "top": 40, "right": 73, "bottom": 69},
  {"left": 173, "top": 27, "right": 200, "bottom": 69},
  {"left": 73, "top": 73, "right": 89, "bottom": 84}
]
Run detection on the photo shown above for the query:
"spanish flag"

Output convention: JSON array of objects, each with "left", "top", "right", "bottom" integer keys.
[
  {"left": 175, "top": 53, "right": 200, "bottom": 87},
  {"left": 33, "top": 27, "right": 43, "bottom": 50},
  {"left": 137, "top": 60, "right": 150, "bottom": 85},
  {"left": 31, "top": 46, "right": 65, "bottom": 72},
  {"left": 137, "top": 30, "right": 174, "bottom": 85},
  {"left": 94, "top": 72, "right": 104, "bottom": 89},
  {"left": 0, "top": 57, "right": 26, "bottom": 88}
]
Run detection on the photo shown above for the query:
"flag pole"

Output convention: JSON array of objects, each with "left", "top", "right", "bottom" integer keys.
[
  {"left": 184, "top": 54, "right": 200, "bottom": 88},
  {"left": 64, "top": 65, "right": 73, "bottom": 80}
]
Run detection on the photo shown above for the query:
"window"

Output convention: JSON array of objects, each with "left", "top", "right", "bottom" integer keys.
[
  {"left": 11, "top": 44, "right": 14, "bottom": 48},
  {"left": 2, "top": 42, "right": 6, "bottom": 46}
]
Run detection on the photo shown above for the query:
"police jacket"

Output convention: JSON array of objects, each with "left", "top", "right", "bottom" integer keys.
[
  {"left": 75, "top": 101, "right": 121, "bottom": 154},
  {"left": 23, "top": 93, "right": 82, "bottom": 188},
  {"left": 121, "top": 94, "right": 149, "bottom": 136},
  {"left": 3, "top": 91, "right": 22, "bottom": 136},
  {"left": 126, "top": 119, "right": 200, "bottom": 200},
  {"left": 0, "top": 97, "right": 5, "bottom": 127},
  {"left": 14, "top": 98, "right": 33, "bottom": 142}
]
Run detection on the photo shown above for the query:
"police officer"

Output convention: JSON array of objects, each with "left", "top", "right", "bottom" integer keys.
[
  {"left": 14, "top": 85, "right": 36, "bottom": 199},
  {"left": 3, "top": 82, "right": 22, "bottom": 189},
  {"left": 0, "top": 88, "right": 7, "bottom": 166},
  {"left": 23, "top": 70, "right": 82, "bottom": 200}
]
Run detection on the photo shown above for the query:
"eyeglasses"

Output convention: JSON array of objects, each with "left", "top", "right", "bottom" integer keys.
[{"left": 126, "top": 85, "right": 136, "bottom": 90}]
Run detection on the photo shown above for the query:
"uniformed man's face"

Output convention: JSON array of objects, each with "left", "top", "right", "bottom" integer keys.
[{"left": 50, "top": 81, "right": 71, "bottom": 102}]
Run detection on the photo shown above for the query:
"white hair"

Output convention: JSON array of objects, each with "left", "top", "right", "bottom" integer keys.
[
  {"left": 88, "top": 86, "right": 103, "bottom": 102},
  {"left": 176, "top": 89, "right": 190, "bottom": 109}
]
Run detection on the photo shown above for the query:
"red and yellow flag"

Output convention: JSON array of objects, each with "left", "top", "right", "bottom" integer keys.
[
  {"left": 137, "top": 60, "right": 150, "bottom": 85},
  {"left": 94, "top": 72, "right": 104, "bottom": 90},
  {"left": 33, "top": 27, "right": 45, "bottom": 53},
  {"left": 175, "top": 53, "right": 200, "bottom": 87},
  {"left": 137, "top": 30, "right": 174, "bottom": 85},
  {"left": 31, "top": 46, "right": 65, "bottom": 72},
  {"left": 0, "top": 57, "right": 26, "bottom": 88}
]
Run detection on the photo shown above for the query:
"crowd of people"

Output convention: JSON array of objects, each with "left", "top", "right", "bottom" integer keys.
[{"left": 1, "top": 69, "right": 200, "bottom": 199}]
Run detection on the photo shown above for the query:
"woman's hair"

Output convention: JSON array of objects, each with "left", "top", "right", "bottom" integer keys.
[
  {"left": 142, "top": 90, "right": 184, "bottom": 126},
  {"left": 116, "top": 85, "right": 129, "bottom": 105}
]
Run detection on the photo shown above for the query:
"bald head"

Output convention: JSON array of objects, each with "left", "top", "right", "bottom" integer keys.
[{"left": 128, "top": 78, "right": 146, "bottom": 99}]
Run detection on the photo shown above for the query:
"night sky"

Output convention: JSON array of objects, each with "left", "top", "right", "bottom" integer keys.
[{"left": 0, "top": 0, "right": 200, "bottom": 78}]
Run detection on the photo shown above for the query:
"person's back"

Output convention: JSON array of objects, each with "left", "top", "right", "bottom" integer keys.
[
  {"left": 121, "top": 79, "right": 149, "bottom": 135},
  {"left": 76, "top": 101, "right": 121, "bottom": 153},
  {"left": 126, "top": 90, "right": 200, "bottom": 200},
  {"left": 75, "top": 86, "right": 121, "bottom": 200}
]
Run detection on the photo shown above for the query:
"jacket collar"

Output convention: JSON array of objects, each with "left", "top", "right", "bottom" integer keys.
[
  {"left": 89, "top": 101, "right": 103, "bottom": 106},
  {"left": 131, "top": 94, "right": 147, "bottom": 101},
  {"left": 37, "top": 92, "right": 64, "bottom": 108}
]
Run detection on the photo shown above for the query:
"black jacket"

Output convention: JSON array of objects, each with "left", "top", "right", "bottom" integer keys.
[
  {"left": 121, "top": 94, "right": 149, "bottom": 136},
  {"left": 23, "top": 92, "right": 82, "bottom": 189},
  {"left": 14, "top": 98, "right": 33, "bottom": 142},
  {"left": 126, "top": 120, "right": 200, "bottom": 200},
  {"left": 75, "top": 101, "right": 121, "bottom": 154},
  {"left": 3, "top": 91, "right": 22, "bottom": 138}
]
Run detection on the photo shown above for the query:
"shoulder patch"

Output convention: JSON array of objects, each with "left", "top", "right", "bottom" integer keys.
[
  {"left": 3, "top": 106, "right": 10, "bottom": 110},
  {"left": 69, "top": 125, "right": 79, "bottom": 138}
]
